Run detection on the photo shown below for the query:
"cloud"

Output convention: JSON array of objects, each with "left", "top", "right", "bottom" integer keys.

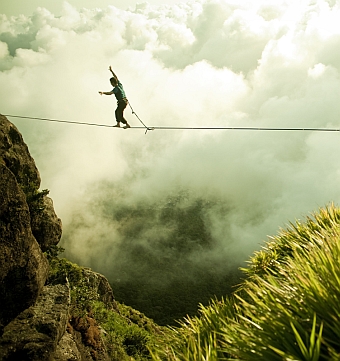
[{"left": 1, "top": 0, "right": 340, "bottom": 297}]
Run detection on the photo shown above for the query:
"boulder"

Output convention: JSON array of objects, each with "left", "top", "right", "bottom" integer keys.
[{"left": 31, "top": 196, "right": 63, "bottom": 252}]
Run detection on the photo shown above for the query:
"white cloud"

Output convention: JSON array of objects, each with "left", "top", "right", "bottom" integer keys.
[
  {"left": 308, "top": 62, "right": 326, "bottom": 78},
  {"left": 1, "top": 0, "right": 340, "bottom": 274}
]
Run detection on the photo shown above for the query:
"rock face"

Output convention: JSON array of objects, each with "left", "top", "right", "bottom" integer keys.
[
  {"left": 0, "top": 114, "right": 62, "bottom": 252},
  {"left": 0, "top": 114, "right": 40, "bottom": 190},
  {"left": 0, "top": 115, "right": 112, "bottom": 360},
  {"left": 0, "top": 115, "right": 63, "bottom": 331},
  {"left": 31, "top": 196, "right": 63, "bottom": 252},
  {"left": 0, "top": 116, "right": 56, "bottom": 331},
  {"left": 0, "top": 162, "right": 49, "bottom": 328},
  {"left": 82, "top": 268, "right": 117, "bottom": 310},
  {"left": 0, "top": 284, "right": 70, "bottom": 361}
]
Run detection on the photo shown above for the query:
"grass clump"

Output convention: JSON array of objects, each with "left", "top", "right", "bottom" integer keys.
[
  {"left": 92, "top": 301, "right": 161, "bottom": 360},
  {"left": 151, "top": 204, "right": 340, "bottom": 360},
  {"left": 21, "top": 183, "right": 49, "bottom": 214}
]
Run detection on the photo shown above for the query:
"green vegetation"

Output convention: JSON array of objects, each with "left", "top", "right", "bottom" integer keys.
[
  {"left": 151, "top": 204, "right": 340, "bottom": 360},
  {"left": 48, "top": 258, "right": 164, "bottom": 360},
  {"left": 45, "top": 245, "right": 65, "bottom": 260},
  {"left": 23, "top": 186, "right": 49, "bottom": 213},
  {"left": 48, "top": 258, "right": 98, "bottom": 316},
  {"left": 92, "top": 301, "right": 164, "bottom": 360},
  {"left": 55, "top": 194, "right": 340, "bottom": 360}
]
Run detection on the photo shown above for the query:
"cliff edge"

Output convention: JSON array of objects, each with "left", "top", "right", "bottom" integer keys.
[
  {"left": 0, "top": 115, "right": 111, "bottom": 360},
  {"left": 0, "top": 115, "right": 161, "bottom": 361},
  {"left": 0, "top": 114, "right": 56, "bottom": 330}
]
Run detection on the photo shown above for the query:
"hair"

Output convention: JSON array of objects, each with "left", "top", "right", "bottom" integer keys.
[{"left": 110, "top": 77, "right": 117, "bottom": 86}]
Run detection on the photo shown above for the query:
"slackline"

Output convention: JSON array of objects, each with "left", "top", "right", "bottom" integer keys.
[{"left": 3, "top": 114, "right": 340, "bottom": 133}]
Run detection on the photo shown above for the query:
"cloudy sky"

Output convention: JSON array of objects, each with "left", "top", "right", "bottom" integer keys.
[
  {"left": 0, "top": 0, "right": 185, "bottom": 16},
  {"left": 1, "top": 0, "right": 340, "bottom": 277}
]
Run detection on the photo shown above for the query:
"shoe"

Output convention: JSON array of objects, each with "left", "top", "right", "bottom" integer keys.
[
  {"left": 123, "top": 124, "right": 131, "bottom": 129},
  {"left": 113, "top": 123, "right": 120, "bottom": 127}
]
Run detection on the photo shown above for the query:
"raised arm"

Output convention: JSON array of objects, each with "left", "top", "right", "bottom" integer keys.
[{"left": 109, "top": 65, "right": 119, "bottom": 82}]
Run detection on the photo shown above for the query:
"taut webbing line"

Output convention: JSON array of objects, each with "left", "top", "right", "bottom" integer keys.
[
  {"left": 3, "top": 114, "right": 340, "bottom": 133},
  {"left": 3, "top": 114, "right": 114, "bottom": 128}
]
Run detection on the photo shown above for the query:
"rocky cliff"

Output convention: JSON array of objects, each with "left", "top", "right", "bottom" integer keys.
[
  {"left": 0, "top": 114, "right": 52, "bottom": 330},
  {"left": 0, "top": 115, "right": 114, "bottom": 360},
  {"left": 0, "top": 114, "right": 162, "bottom": 361}
]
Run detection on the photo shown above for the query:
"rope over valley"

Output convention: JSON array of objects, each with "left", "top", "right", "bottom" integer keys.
[{"left": 3, "top": 114, "right": 340, "bottom": 133}]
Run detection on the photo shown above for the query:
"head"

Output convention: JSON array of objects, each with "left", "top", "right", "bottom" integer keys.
[{"left": 110, "top": 77, "right": 118, "bottom": 87}]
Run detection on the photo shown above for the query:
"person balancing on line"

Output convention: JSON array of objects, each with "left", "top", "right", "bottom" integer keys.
[{"left": 99, "top": 66, "right": 131, "bottom": 129}]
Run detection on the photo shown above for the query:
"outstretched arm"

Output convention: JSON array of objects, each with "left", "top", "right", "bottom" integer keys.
[
  {"left": 109, "top": 65, "right": 119, "bottom": 82},
  {"left": 99, "top": 90, "right": 114, "bottom": 95}
]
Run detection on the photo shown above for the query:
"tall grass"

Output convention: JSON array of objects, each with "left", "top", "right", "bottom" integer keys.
[{"left": 151, "top": 204, "right": 340, "bottom": 360}]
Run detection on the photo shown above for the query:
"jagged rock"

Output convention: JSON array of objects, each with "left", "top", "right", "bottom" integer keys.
[
  {"left": 0, "top": 114, "right": 62, "bottom": 252},
  {"left": 31, "top": 196, "right": 63, "bottom": 252},
  {"left": 0, "top": 115, "right": 114, "bottom": 360},
  {"left": 82, "top": 268, "right": 117, "bottom": 310},
  {"left": 0, "top": 114, "right": 40, "bottom": 190},
  {"left": 0, "top": 115, "right": 63, "bottom": 331},
  {"left": 0, "top": 163, "right": 49, "bottom": 331},
  {"left": 0, "top": 284, "right": 70, "bottom": 361}
]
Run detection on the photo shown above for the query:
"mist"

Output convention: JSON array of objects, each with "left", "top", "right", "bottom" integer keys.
[{"left": 1, "top": 0, "right": 340, "bottom": 322}]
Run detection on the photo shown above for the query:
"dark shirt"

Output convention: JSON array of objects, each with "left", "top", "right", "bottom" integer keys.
[{"left": 112, "top": 81, "right": 126, "bottom": 101}]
